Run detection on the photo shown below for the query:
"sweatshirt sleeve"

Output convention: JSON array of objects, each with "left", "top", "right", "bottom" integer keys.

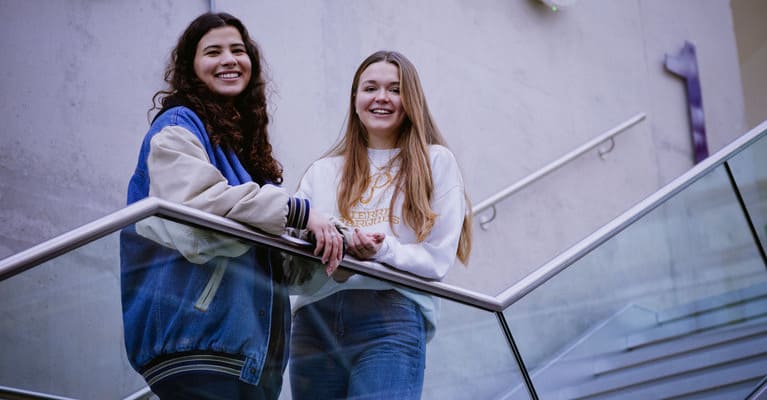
[
  {"left": 372, "top": 146, "right": 467, "bottom": 280},
  {"left": 147, "top": 125, "right": 308, "bottom": 235}
]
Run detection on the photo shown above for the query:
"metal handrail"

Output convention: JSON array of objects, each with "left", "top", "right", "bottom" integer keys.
[
  {"left": 472, "top": 112, "right": 647, "bottom": 229},
  {"left": 0, "top": 198, "right": 503, "bottom": 312},
  {"left": 496, "top": 119, "right": 767, "bottom": 308}
]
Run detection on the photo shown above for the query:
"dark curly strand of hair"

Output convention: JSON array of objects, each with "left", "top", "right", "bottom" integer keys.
[{"left": 150, "top": 12, "right": 283, "bottom": 184}]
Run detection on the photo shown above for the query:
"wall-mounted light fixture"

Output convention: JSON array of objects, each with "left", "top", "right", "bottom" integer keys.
[{"left": 537, "top": 0, "right": 577, "bottom": 12}]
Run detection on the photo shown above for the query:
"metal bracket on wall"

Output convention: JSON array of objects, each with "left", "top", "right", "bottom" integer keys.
[
  {"left": 665, "top": 41, "right": 709, "bottom": 164},
  {"left": 473, "top": 113, "right": 646, "bottom": 230},
  {"left": 478, "top": 205, "right": 497, "bottom": 230},
  {"left": 597, "top": 137, "right": 616, "bottom": 160}
]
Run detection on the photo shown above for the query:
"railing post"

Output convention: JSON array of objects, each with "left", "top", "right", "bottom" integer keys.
[
  {"left": 496, "top": 311, "right": 539, "bottom": 400},
  {"left": 724, "top": 161, "right": 767, "bottom": 269}
]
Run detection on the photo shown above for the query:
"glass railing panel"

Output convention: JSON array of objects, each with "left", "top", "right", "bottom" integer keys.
[
  {"left": 421, "top": 298, "right": 528, "bottom": 400},
  {"left": 0, "top": 228, "right": 146, "bottom": 399},
  {"left": 728, "top": 129, "right": 767, "bottom": 256},
  {"left": 502, "top": 163, "right": 767, "bottom": 399},
  {"left": 1, "top": 214, "right": 529, "bottom": 399},
  {"left": 284, "top": 275, "right": 527, "bottom": 400}
]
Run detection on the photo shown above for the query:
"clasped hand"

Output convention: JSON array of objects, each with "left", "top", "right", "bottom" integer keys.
[
  {"left": 331, "top": 228, "right": 385, "bottom": 283},
  {"left": 306, "top": 213, "right": 385, "bottom": 280},
  {"left": 347, "top": 228, "right": 384, "bottom": 260}
]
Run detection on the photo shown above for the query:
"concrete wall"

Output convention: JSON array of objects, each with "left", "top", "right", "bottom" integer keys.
[
  {"left": 733, "top": 0, "right": 767, "bottom": 129},
  {"left": 0, "top": 0, "right": 755, "bottom": 398}
]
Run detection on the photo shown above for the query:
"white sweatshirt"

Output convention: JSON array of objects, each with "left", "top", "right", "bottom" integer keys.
[{"left": 291, "top": 144, "right": 467, "bottom": 339}]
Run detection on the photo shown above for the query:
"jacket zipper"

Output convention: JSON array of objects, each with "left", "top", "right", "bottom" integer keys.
[{"left": 195, "top": 258, "right": 229, "bottom": 312}]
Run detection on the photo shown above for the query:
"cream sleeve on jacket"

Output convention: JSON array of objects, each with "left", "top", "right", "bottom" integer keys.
[
  {"left": 373, "top": 145, "right": 467, "bottom": 280},
  {"left": 147, "top": 125, "right": 290, "bottom": 235}
]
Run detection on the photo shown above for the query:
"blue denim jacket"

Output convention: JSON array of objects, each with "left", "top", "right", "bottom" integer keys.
[{"left": 120, "top": 106, "right": 290, "bottom": 385}]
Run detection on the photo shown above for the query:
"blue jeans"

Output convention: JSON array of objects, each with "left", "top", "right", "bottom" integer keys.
[{"left": 289, "top": 290, "right": 427, "bottom": 400}]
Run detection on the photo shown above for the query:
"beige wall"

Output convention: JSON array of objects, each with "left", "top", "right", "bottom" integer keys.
[{"left": 732, "top": 0, "right": 767, "bottom": 130}]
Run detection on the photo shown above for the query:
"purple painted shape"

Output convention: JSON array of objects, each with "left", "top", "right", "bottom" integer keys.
[{"left": 665, "top": 41, "right": 709, "bottom": 164}]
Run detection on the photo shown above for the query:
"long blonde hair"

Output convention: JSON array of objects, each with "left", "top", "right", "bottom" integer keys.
[{"left": 327, "top": 51, "right": 472, "bottom": 264}]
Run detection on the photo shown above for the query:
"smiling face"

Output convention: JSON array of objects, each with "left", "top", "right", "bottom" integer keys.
[
  {"left": 193, "top": 26, "right": 252, "bottom": 98},
  {"left": 354, "top": 61, "right": 407, "bottom": 149}
]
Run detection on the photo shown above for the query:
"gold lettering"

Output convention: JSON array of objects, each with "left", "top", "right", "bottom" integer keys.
[
  {"left": 360, "top": 171, "right": 393, "bottom": 205},
  {"left": 343, "top": 207, "right": 400, "bottom": 228}
]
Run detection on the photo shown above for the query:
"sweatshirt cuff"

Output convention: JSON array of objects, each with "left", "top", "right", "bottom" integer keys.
[
  {"left": 372, "top": 236, "right": 394, "bottom": 264},
  {"left": 286, "top": 197, "right": 310, "bottom": 229}
]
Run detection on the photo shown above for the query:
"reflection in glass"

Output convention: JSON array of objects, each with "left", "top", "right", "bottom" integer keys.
[
  {"left": 504, "top": 164, "right": 767, "bottom": 399},
  {"left": 121, "top": 216, "right": 293, "bottom": 399}
]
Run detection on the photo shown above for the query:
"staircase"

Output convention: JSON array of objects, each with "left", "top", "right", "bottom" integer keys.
[{"left": 528, "top": 282, "right": 767, "bottom": 399}]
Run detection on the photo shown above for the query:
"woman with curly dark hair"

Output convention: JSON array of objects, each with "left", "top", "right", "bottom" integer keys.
[{"left": 120, "top": 12, "right": 343, "bottom": 399}]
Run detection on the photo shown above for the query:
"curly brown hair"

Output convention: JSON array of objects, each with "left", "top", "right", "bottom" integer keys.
[{"left": 150, "top": 12, "right": 282, "bottom": 184}]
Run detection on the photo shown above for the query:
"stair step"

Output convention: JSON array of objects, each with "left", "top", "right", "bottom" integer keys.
[
  {"left": 536, "top": 356, "right": 767, "bottom": 400},
  {"left": 560, "top": 304, "right": 659, "bottom": 361},
  {"left": 657, "top": 282, "right": 767, "bottom": 323},
  {"left": 626, "top": 297, "right": 767, "bottom": 350},
  {"left": 548, "top": 332, "right": 767, "bottom": 399},
  {"left": 593, "top": 318, "right": 767, "bottom": 375},
  {"left": 589, "top": 357, "right": 767, "bottom": 400},
  {"left": 668, "top": 378, "right": 765, "bottom": 400}
]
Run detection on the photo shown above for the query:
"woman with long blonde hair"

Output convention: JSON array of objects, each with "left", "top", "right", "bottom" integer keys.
[{"left": 289, "top": 50, "right": 472, "bottom": 399}]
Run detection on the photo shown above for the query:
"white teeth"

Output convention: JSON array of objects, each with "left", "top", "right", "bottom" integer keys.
[
  {"left": 217, "top": 72, "right": 239, "bottom": 79},
  {"left": 371, "top": 109, "right": 391, "bottom": 114}
]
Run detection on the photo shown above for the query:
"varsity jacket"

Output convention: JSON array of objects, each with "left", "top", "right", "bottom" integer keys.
[{"left": 120, "top": 106, "right": 308, "bottom": 386}]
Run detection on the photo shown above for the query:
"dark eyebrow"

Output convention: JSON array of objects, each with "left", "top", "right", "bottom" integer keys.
[
  {"left": 360, "top": 79, "right": 399, "bottom": 86},
  {"left": 202, "top": 42, "right": 246, "bottom": 52}
]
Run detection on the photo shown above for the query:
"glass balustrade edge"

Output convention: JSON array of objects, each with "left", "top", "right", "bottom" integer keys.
[{"left": 497, "top": 120, "right": 767, "bottom": 309}]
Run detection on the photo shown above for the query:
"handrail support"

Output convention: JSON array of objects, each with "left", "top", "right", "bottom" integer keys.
[
  {"left": 479, "top": 205, "right": 497, "bottom": 230},
  {"left": 472, "top": 112, "right": 646, "bottom": 228}
]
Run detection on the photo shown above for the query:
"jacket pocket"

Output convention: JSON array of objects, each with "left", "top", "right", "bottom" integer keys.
[{"left": 194, "top": 258, "right": 229, "bottom": 312}]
